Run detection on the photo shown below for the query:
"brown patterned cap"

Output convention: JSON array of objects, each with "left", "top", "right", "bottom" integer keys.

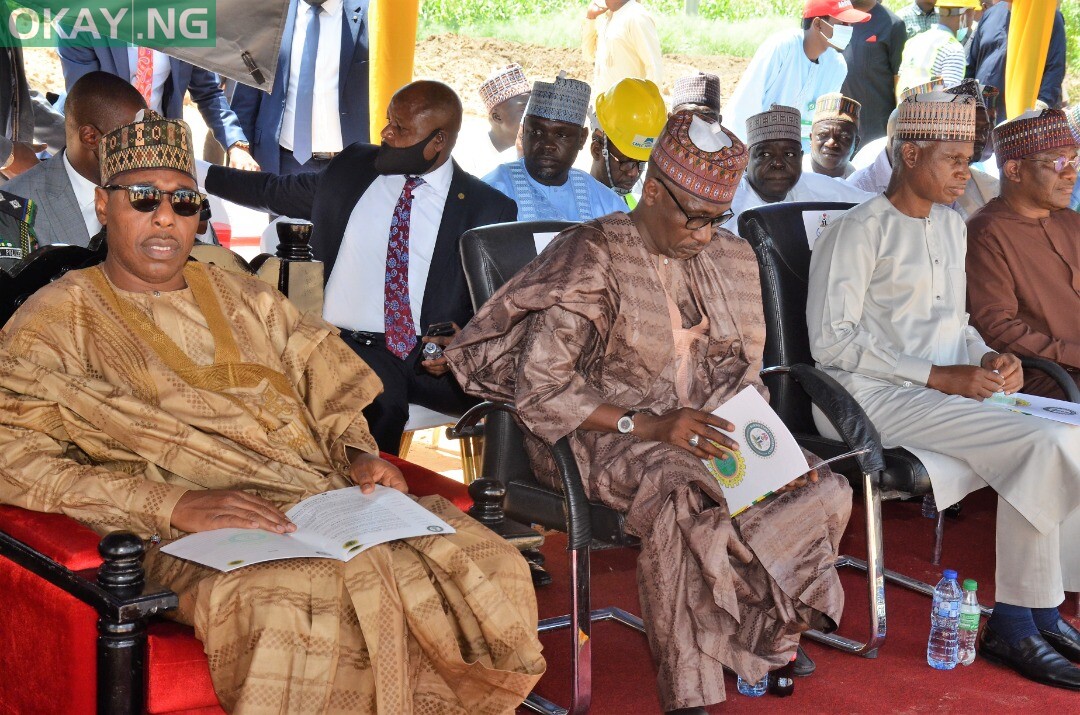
[
  {"left": 899, "top": 76, "right": 945, "bottom": 102},
  {"left": 100, "top": 109, "right": 196, "bottom": 184},
  {"left": 746, "top": 104, "right": 802, "bottom": 146},
  {"left": 994, "top": 108, "right": 1078, "bottom": 162},
  {"left": 672, "top": 72, "right": 722, "bottom": 113},
  {"left": 652, "top": 110, "right": 747, "bottom": 204},
  {"left": 894, "top": 92, "right": 976, "bottom": 142},
  {"left": 479, "top": 63, "right": 531, "bottom": 113},
  {"left": 813, "top": 93, "right": 861, "bottom": 126}
]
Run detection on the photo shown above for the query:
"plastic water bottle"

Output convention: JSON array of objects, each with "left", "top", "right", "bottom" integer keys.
[
  {"left": 957, "top": 579, "right": 980, "bottom": 666},
  {"left": 736, "top": 673, "right": 768, "bottom": 697},
  {"left": 927, "top": 569, "right": 962, "bottom": 670},
  {"left": 922, "top": 493, "right": 938, "bottom": 518}
]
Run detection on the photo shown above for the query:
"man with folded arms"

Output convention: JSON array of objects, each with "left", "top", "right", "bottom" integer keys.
[
  {"left": 966, "top": 109, "right": 1080, "bottom": 399},
  {"left": 0, "top": 111, "right": 544, "bottom": 713},
  {"left": 808, "top": 92, "right": 1080, "bottom": 690}
]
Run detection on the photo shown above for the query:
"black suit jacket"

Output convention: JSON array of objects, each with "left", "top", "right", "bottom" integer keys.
[{"left": 205, "top": 144, "right": 518, "bottom": 331}]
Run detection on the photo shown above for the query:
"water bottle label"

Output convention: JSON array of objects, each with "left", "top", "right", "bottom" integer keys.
[
  {"left": 959, "top": 612, "right": 980, "bottom": 630},
  {"left": 937, "top": 603, "right": 959, "bottom": 618}
]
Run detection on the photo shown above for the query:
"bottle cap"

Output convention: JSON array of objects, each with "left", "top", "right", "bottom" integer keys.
[
  {"left": 963, "top": 578, "right": 977, "bottom": 590},
  {"left": 943, "top": 569, "right": 958, "bottom": 579}
]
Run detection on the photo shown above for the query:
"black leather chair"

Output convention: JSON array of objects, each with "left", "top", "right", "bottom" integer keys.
[
  {"left": 739, "top": 201, "right": 1080, "bottom": 636},
  {"left": 452, "top": 220, "right": 886, "bottom": 711}
]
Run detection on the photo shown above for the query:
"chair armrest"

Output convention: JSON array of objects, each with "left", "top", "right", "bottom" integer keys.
[
  {"left": 762, "top": 364, "right": 885, "bottom": 474},
  {"left": 1020, "top": 356, "right": 1080, "bottom": 403},
  {"left": 452, "top": 402, "right": 592, "bottom": 549},
  {"left": 0, "top": 505, "right": 103, "bottom": 570}
]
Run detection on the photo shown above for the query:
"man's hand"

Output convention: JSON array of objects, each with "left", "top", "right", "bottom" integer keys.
[
  {"left": 927, "top": 364, "right": 1005, "bottom": 400},
  {"left": 585, "top": 2, "right": 607, "bottom": 20},
  {"left": 981, "top": 351, "right": 1023, "bottom": 393},
  {"left": 170, "top": 489, "right": 295, "bottom": 534},
  {"left": 420, "top": 321, "right": 460, "bottom": 377},
  {"left": 349, "top": 451, "right": 409, "bottom": 494},
  {"left": 0, "top": 141, "right": 44, "bottom": 178},
  {"left": 228, "top": 145, "right": 260, "bottom": 172},
  {"left": 635, "top": 407, "right": 740, "bottom": 460}
]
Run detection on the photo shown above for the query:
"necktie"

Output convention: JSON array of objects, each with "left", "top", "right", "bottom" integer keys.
[
  {"left": 133, "top": 47, "right": 154, "bottom": 107},
  {"left": 384, "top": 176, "right": 425, "bottom": 359},
  {"left": 292, "top": 1, "right": 323, "bottom": 165}
]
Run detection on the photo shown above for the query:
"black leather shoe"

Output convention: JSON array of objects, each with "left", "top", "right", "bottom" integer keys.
[
  {"left": 980, "top": 625, "right": 1080, "bottom": 690},
  {"left": 1039, "top": 618, "right": 1080, "bottom": 662},
  {"left": 792, "top": 645, "right": 815, "bottom": 677}
]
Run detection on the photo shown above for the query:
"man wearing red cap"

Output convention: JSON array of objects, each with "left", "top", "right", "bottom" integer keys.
[
  {"left": 447, "top": 111, "right": 852, "bottom": 713},
  {"left": 723, "top": 0, "right": 870, "bottom": 152}
]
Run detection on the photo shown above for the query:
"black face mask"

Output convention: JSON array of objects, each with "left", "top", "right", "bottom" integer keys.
[{"left": 374, "top": 129, "right": 440, "bottom": 176}]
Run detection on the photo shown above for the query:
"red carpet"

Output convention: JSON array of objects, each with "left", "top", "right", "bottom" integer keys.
[{"left": 520, "top": 488, "right": 1080, "bottom": 713}]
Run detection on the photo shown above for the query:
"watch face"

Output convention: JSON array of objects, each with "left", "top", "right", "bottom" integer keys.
[{"left": 617, "top": 415, "right": 634, "bottom": 434}]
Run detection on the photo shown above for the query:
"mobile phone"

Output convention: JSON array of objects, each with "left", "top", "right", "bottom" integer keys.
[{"left": 425, "top": 321, "right": 455, "bottom": 338}]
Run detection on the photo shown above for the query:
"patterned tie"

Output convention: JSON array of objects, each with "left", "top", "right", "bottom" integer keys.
[
  {"left": 291, "top": 1, "right": 323, "bottom": 165},
  {"left": 133, "top": 47, "right": 154, "bottom": 107},
  {"left": 384, "top": 176, "right": 425, "bottom": 359}
]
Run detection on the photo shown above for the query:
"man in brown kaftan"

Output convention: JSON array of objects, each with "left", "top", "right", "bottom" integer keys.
[
  {"left": 446, "top": 110, "right": 851, "bottom": 713},
  {"left": 0, "top": 111, "right": 544, "bottom": 714}
]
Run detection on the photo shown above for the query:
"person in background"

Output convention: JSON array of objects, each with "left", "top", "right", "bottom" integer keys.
[
  {"left": 670, "top": 71, "right": 722, "bottom": 119},
  {"left": 897, "top": 0, "right": 939, "bottom": 38},
  {"left": 484, "top": 73, "right": 624, "bottom": 222},
  {"left": 804, "top": 93, "right": 862, "bottom": 178},
  {"left": 847, "top": 107, "right": 898, "bottom": 193},
  {"left": 946, "top": 78, "right": 999, "bottom": 219},
  {"left": 1067, "top": 105, "right": 1080, "bottom": 212},
  {"left": 966, "top": 0, "right": 1067, "bottom": 120},
  {"left": 723, "top": 0, "right": 870, "bottom": 150},
  {"left": 840, "top": 0, "right": 907, "bottom": 145},
  {"left": 230, "top": 0, "right": 371, "bottom": 175},
  {"left": 461, "top": 63, "right": 531, "bottom": 177},
  {"left": 896, "top": 0, "right": 975, "bottom": 99},
  {"left": 589, "top": 77, "right": 667, "bottom": 208},
  {"left": 583, "top": 1, "right": 663, "bottom": 95}
]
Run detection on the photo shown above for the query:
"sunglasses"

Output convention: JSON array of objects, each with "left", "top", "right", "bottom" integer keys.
[
  {"left": 1024, "top": 155, "right": 1080, "bottom": 174},
  {"left": 656, "top": 178, "right": 733, "bottom": 230},
  {"left": 104, "top": 184, "right": 208, "bottom": 217}
]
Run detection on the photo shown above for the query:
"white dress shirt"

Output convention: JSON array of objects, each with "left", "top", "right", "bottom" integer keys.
[
  {"left": 126, "top": 47, "right": 171, "bottom": 113},
  {"left": 62, "top": 150, "right": 101, "bottom": 238},
  {"left": 322, "top": 159, "right": 454, "bottom": 333},
  {"left": 279, "top": 0, "right": 344, "bottom": 154},
  {"left": 807, "top": 194, "right": 991, "bottom": 390}
]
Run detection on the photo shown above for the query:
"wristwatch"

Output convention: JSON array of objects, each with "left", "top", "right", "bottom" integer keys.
[
  {"left": 616, "top": 410, "right": 638, "bottom": 435},
  {"left": 229, "top": 141, "right": 251, "bottom": 152}
]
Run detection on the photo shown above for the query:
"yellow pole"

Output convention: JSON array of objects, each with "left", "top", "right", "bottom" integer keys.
[
  {"left": 368, "top": 0, "right": 421, "bottom": 140},
  {"left": 1004, "top": 0, "right": 1056, "bottom": 118}
]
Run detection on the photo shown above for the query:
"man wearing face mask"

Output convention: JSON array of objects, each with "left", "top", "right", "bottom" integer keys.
[
  {"left": 3, "top": 72, "right": 147, "bottom": 246},
  {"left": 896, "top": 0, "right": 975, "bottom": 100},
  {"left": 722, "top": 0, "right": 870, "bottom": 153},
  {"left": 203, "top": 80, "right": 517, "bottom": 453}
]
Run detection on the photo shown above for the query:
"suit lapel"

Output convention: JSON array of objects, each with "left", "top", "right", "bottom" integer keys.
[
  {"left": 278, "top": 0, "right": 298, "bottom": 84},
  {"left": 42, "top": 150, "right": 92, "bottom": 246},
  {"left": 420, "top": 161, "right": 467, "bottom": 323}
]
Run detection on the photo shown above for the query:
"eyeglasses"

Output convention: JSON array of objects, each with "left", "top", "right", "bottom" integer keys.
[
  {"left": 103, "top": 184, "right": 207, "bottom": 217},
  {"left": 1024, "top": 155, "right": 1080, "bottom": 174},
  {"left": 656, "top": 178, "right": 733, "bottom": 230},
  {"left": 601, "top": 137, "right": 647, "bottom": 174}
]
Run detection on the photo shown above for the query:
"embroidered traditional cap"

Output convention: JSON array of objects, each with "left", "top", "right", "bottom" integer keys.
[
  {"left": 100, "top": 109, "right": 196, "bottom": 184},
  {"left": 944, "top": 78, "right": 986, "bottom": 109},
  {"left": 746, "top": 104, "right": 802, "bottom": 147},
  {"left": 994, "top": 108, "right": 1078, "bottom": 162},
  {"left": 813, "top": 93, "right": 861, "bottom": 126},
  {"left": 479, "top": 63, "right": 531, "bottom": 113},
  {"left": 899, "top": 76, "right": 945, "bottom": 102},
  {"left": 894, "top": 92, "right": 976, "bottom": 142},
  {"left": 1063, "top": 104, "right": 1080, "bottom": 144},
  {"left": 525, "top": 71, "right": 591, "bottom": 127},
  {"left": 652, "top": 110, "right": 747, "bottom": 204},
  {"left": 672, "top": 72, "right": 722, "bottom": 113}
]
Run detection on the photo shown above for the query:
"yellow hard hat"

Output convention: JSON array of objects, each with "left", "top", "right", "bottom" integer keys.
[
  {"left": 594, "top": 78, "right": 667, "bottom": 162},
  {"left": 937, "top": 0, "right": 980, "bottom": 8}
]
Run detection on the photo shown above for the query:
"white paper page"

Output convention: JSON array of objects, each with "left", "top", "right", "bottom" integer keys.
[
  {"left": 984, "top": 392, "right": 1080, "bottom": 427},
  {"left": 161, "top": 528, "right": 335, "bottom": 572},
  {"left": 533, "top": 231, "right": 559, "bottom": 254},
  {"left": 286, "top": 486, "right": 456, "bottom": 560},
  {"left": 802, "top": 209, "right": 849, "bottom": 250},
  {"left": 703, "top": 386, "right": 811, "bottom": 516}
]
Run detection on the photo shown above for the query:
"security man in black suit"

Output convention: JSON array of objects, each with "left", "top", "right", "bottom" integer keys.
[{"left": 205, "top": 81, "right": 517, "bottom": 453}]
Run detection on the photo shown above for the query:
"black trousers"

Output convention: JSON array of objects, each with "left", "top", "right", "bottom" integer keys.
[{"left": 340, "top": 330, "right": 477, "bottom": 455}]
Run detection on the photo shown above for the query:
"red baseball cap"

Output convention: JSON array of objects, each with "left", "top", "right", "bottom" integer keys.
[{"left": 803, "top": 0, "right": 871, "bottom": 22}]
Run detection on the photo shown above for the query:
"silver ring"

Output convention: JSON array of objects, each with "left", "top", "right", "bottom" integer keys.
[{"left": 688, "top": 434, "right": 700, "bottom": 448}]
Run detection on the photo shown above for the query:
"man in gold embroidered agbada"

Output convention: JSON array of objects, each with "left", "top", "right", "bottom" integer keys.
[{"left": 0, "top": 110, "right": 544, "bottom": 714}]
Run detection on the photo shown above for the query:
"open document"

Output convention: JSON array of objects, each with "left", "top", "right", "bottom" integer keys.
[
  {"left": 984, "top": 392, "right": 1080, "bottom": 427},
  {"left": 703, "top": 386, "right": 868, "bottom": 516},
  {"left": 161, "top": 486, "right": 455, "bottom": 572}
]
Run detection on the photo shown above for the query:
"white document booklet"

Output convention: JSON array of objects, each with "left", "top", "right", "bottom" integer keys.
[
  {"left": 702, "top": 386, "right": 865, "bottom": 516},
  {"left": 984, "top": 392, "right": 1080, "bottom": 427},
  {"left": 161, "top": 486, "right": 455, "bottom": 572}
]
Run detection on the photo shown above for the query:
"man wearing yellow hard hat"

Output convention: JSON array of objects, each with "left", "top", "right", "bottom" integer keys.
[
  {"left": 896, "top": 0, "right": 978, "bottom": 99},
  {"left": 590, "top": 78, "right": 667, "bottom": 209}
]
